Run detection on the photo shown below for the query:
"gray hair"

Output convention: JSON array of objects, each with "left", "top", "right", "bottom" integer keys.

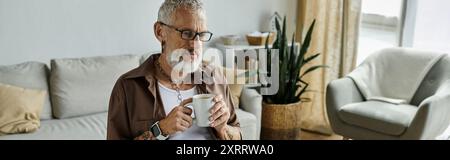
[{"left": 158, "top": 0, "right": 205, "bottom": 24}]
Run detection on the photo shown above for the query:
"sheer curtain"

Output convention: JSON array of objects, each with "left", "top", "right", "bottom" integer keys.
[{"left": 296, "top": 0, "right": 362, "bottom": 135}]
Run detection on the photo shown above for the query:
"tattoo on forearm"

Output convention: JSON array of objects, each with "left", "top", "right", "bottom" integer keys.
[
  {"left": 134, "top": 131, "right": 155, "bottom": 140},
  {"left": 222, "top": 127, "right": 241, "bottom": 140},
  {"left": 143, "top": 131, "right": 151, "bottom": 140},
  {"left": 226, "top": 128, "right": 234, "bottom": 140}
]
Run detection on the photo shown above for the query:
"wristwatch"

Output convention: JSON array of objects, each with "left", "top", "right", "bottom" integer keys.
[{"left": 150, "top": 121, "right": 169, "bottom": 140}]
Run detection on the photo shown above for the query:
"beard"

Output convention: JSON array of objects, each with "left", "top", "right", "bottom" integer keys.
[{"left": 166, "top": 48, "right": 202, "bottom": 83}]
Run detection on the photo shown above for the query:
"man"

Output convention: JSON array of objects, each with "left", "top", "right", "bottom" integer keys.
[{"left": 107, "top": 0, "right": 241, "bottom": 140}]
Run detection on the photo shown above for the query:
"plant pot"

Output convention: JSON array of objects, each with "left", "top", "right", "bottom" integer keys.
[{"left": 261, "top": 101, "right": 302, "bottom": 140}]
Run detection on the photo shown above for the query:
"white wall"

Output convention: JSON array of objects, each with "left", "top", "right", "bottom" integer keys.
[
  {"left": 0, "top": 0, "right": 297, "bottom": 65},
  {"left": 411, "top": 0, "right": 450, "bottom": 53}
]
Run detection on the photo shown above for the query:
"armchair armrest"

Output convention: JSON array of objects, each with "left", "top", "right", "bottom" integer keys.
[
  {"left": 326, "top": 77, "right": 365, "bottom": 132},
  {"left": 240, "top": 87, "right": 262, "bottom": 139},
  {"left": 407, "top": 81, "right": 450, "bottom": 139},
  {"left": 326, "top": 77, "right": 365, "bottom": 111}
]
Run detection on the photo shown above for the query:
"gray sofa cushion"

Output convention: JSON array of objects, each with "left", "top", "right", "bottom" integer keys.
[
  {"left": 0, "top": 62, "right": 53, "bottom": 120},
  {"left": 0, "top": 113, "right": 107, "bottom": 140},
  {"left": 50, "top": 55, "right": 140, "bottom": 119},
  {"left": 338, "top": 101, "right": 418, "bottom": 136}
]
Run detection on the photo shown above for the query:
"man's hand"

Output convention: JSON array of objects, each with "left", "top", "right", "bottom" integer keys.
[
  {"left": 209, "top": 95, "right": 230, "bottom": 133},
  {"left": 209, "top": 95, "right": 241, "bottom": 140},
  {"left": 159, "top": 98, "right": 193, "bottom": 136}
]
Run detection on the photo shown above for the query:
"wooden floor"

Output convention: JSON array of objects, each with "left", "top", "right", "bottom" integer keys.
[{"left": 299, "top": 130, "right": 343, "bottom": 140}]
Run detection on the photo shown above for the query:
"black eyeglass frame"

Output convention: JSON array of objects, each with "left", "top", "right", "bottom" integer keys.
[{"left": 158, "top": 22, "right": 213, "bottom": 42}]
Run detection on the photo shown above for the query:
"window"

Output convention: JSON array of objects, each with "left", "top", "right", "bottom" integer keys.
[
  {"left": 357, "top": 0, "right": 404, "bottom": 65},
  {"left": 357, "top": 0, "right": 450, "bottom": 65},
  {"left": 408, "top": 0, "right": 450, "bottom": 53}
]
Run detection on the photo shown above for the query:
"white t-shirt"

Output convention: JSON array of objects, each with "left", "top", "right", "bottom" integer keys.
[{"left": 157, "top": 82, "right": 212, "bottom": 140}]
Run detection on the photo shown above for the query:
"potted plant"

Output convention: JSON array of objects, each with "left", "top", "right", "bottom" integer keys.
[{"left": 261, "top": 17, "right": 327, "bottom": 140}]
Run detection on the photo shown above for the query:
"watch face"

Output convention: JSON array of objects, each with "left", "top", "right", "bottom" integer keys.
[{"left": 151, "top": 124, "right": 161, "bottom": 136}]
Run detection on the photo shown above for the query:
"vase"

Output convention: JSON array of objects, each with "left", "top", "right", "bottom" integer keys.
[{"left": 261, "top": 101, "right": 303, "bottom": 140}]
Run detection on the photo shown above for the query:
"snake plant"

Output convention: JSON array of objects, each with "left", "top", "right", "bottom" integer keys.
[{"left": 263, "top": 17, "right": 327, "bottom": 105}]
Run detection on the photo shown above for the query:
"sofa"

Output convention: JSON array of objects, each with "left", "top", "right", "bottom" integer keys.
[
  {"left": 0, "top": 53, "right": 262, "bottom": 140},
  {"left": 326, "top": 48, "right": 450, "bottom": 140}
]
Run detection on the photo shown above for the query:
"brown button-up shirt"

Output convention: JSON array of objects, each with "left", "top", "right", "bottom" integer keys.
[{"left": 107, "top": 54, "right": 240, "bottom": 140}]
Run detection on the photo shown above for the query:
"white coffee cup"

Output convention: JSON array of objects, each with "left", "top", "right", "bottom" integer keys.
[{"left": 186, "top": 94, "right": 215, "bottom": 127}]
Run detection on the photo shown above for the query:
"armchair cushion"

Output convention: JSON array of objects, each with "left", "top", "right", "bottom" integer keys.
[
  {"left": 347, "top": 48, "right": 446, "bottom": 104},
  {"left": 338, "top": 101, "right": 418, "bottom": 136}
]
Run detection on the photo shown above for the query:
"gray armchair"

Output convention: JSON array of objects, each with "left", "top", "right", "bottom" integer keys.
[{"left": 326, "top": 54, "right": 450, "bottom": 140}]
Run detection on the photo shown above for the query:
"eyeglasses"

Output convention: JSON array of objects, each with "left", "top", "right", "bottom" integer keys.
[{"left": 159, "top": 22, "right": 213, "bottom": 42}]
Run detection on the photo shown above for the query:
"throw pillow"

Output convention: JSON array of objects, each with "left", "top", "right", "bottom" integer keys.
[{"left": 0, "top": 83, "right": 46, "bottom": 134}]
